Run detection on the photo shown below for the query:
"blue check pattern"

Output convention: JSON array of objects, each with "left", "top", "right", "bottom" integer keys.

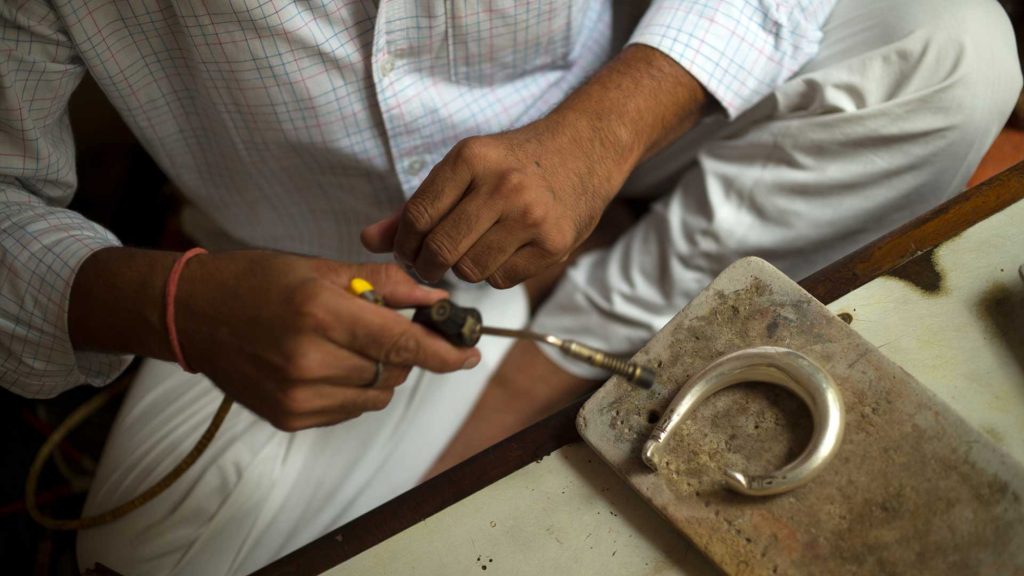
[{"left": 0, "top": 0, "right": 834, "bottom": 397}]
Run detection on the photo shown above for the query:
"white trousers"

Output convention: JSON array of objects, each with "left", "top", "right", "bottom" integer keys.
[{"left": 80, "top": 0, "right": 1021, "bottom": 574}]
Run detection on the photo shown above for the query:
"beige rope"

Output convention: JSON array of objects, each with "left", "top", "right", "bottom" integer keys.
[{"left": 26, "top": 376, "right": 233, "bottom": 530}]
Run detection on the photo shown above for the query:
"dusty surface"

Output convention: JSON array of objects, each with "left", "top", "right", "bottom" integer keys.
[
  {"left": 578, "top": 257, "right": 1024, "bottom": 576},
  {"left": 322, "top": 442, "right": 722, "bottom": 576}
]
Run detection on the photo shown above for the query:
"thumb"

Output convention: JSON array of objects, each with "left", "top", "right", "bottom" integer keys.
[
  {"left": 361, "top": 209, "right": 402, "bottom": 253},
  {"left": 354, "top": 263, "right": 448, "bottom": 308}
]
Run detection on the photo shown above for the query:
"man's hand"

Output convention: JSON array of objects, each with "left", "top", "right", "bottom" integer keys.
[
  {"left": 176, "top": 252, "right": 479, "bottom": 430},
  {"left": 362, "top": 45, "right": 708, "bottom": 287},
  {"left": 70, "top": 248, "right": 479, "bottom": 431},
  {"left": 363, "top": 121, "right": 618, "bottom": 287}
]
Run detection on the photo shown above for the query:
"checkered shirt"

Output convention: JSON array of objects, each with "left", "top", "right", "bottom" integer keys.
[{"left": 0, "top": 0, "right": 834, "bottom": 397}]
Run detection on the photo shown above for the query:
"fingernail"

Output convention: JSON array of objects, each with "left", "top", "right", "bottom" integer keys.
[
  {"left": 462, "top": 356, "right": 480, "bottom": 370},
  {"left": 399, "top": 260, "right": 432, "bottom": 284},
  {"left": 423, "top": 286, "right": 448, "bottom": 297}
]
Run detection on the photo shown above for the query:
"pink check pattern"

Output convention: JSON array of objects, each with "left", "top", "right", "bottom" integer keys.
[{"left": 0, "top": 0, "right": 834, "bottom": 398}]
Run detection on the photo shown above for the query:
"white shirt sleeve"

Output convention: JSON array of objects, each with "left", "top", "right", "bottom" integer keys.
[
  {"left": 628, "top": 0, "right": 837, "bottom": 117},
  {"left": 0, "top": 0, "right": 131, "bottom": 398}
]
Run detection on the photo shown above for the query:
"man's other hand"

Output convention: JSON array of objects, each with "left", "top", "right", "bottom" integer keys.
[
  {"left": 361, "top": 45, "right": 708, "bottom": 289},
  {"left": 361, "top": 120, "right": 618, "bottom": 288}
]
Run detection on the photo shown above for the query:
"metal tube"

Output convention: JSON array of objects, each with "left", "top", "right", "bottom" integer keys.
[{"left": 479, "top": 327, "right": 655, "bottom": 389}]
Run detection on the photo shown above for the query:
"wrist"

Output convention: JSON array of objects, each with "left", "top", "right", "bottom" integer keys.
[
  {"left": 542, "top": 44, "right": 709, "bottom": 197},
  {"left": 68, "top": 247, "right": 179, "bottom": 360},
  {"left": 164, "top": 248, "right": 209, "bottom": 372},
  {"left": 541, "top": 105, "right": 645, "bottom": 201}
]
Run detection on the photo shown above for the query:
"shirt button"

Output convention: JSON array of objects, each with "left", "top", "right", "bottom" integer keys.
[
  {"left": 380, "top": 57, "right": 395, "bottom": 77},
  {"left": 405, "top": 158, "right": 425, "bottom": 175}
]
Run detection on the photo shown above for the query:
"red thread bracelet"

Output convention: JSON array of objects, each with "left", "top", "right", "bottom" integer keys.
[{"left": 165, "top": 247, "right": 207, "bottom": 373}]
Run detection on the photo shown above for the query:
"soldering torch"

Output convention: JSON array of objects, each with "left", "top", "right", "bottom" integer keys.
[{"left": 351, "top": 279, "right": 657, "bottom": 389}]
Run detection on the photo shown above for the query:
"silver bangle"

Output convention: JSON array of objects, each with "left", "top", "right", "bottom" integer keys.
[{"left": 642, "top": 346, "right": 845, "bottom": 496}]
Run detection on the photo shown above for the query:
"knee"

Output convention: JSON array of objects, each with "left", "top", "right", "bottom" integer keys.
[{"left": 911, "top": 0, "right": 1022, "bottom": 135}]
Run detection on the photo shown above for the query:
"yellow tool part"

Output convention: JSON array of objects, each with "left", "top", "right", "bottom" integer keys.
[
  {"left": 349, "top": 277, "right": 375, "bottom": 297},
  {"left": 349, "top": 277, "right": 383, "bottom": 304}
]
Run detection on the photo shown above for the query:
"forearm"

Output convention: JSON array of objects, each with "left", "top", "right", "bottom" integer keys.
[
  {"left": 544, "top": 43, "right": 710, "bottom": 190},
  {"left": 68, "top": 247, "right": 178, "bottom": 361}
]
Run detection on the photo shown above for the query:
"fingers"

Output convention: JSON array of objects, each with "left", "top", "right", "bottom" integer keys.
[
  {"left": 393, "top": 146, "right": 474, "bottom": 266},
  {"left": 270, "top": 384, "right": 397, "bottom": 431},
  {"left": 251, "top": 349, "right": 412, "bottom": 431},
  {"left": 334, "top": 358, "right": 411, "bottom": 390},
  {"left": 488, "top": 244, "right": 558, "bottom": 289},
  {"left": 360, "top": 210, "right": 402, "bottom": 253},
  {"left": 255, "top": 342, "right": 419, "bottom": 431},
  {"left": 277, "top": 338, "right": 411, "bottom": 387},
  {"left": 414, "top": 189, "right": 503, "bottom": 283},
  {"left": 292, "top": 263, "right": 478, "bottom": 372},
  {"left": 335, "top": 298, "right": 481, "bottom": 372},
  {"left": 453, "top": 220, "right": 529, "bottom": 283},
  {"left": 384, "top": 134, "right": 572, "bottom": 286},
  {"left": 353, "top": 263, "right": 449, "bottom": 308}
]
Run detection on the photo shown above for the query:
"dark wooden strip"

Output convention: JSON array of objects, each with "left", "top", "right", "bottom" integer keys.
[
  {"left": 253, "top": 162, "right": 1024, "bottom": 575},
  {"left": 801, "top": 160, "right": 1024, "bottom": 303},
  {"left": 83, "top": 564, "right": 122, "bottom": 575}
]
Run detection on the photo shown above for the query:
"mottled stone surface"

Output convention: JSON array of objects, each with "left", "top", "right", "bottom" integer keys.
[{"left": 578, "top": 257, "right": 1024, "bottom": 575}]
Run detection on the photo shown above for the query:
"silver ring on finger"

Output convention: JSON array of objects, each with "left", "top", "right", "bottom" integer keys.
[{"left": 361, "top": 361, "right": 383, "bottom": 388}]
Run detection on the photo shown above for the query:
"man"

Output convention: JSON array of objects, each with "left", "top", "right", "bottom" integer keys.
[{"left": 0, "top": 0, "right": 1018, "bottom": 574}]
